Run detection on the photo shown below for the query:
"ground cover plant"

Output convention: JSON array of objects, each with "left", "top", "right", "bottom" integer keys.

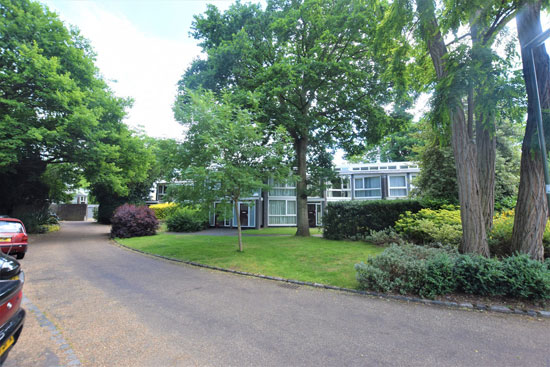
[
  {"left": 355, "top": 244, "right": 550, "bottom": 301},
  {"left": 118, "top": 234, "right": 383, "bottom": 288}
]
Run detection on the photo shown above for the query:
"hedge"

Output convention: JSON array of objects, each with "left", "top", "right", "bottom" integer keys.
[
  {"left": 323, "top": 200, "right": 429, "bottom": 240},
  {"left": 355, "top": 244, "right": 550, "bottom": 300}
]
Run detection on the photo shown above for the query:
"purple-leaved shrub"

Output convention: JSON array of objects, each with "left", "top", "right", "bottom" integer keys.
[{"left": 110, "top": 204, "right": 159, "bottom": 238}]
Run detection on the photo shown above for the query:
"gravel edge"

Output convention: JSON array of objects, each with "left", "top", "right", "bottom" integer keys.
[
  {"left": 23, "top": 296, "right": 82, "bottom": 366},
  {"left": 112, "top": 240, "right": 550, "bottom": 319}
]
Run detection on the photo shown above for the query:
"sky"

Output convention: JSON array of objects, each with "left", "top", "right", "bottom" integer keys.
[
  {"left": 38, "top": 0, "right": 550, "bottom": 164},
  {"left": 41, "top": 0, "right": 237, "bottom": 139}
]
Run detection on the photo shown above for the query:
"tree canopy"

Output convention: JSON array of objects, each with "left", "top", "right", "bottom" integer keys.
[
  {"left": 173, "top": 90, "right": 292, "bottom": 251},
  {"left": 0, "top": 0, "right": 155, "bottom": 222},
  {"left": 178, "top": 0, "right": 407, "bottom": 236}
]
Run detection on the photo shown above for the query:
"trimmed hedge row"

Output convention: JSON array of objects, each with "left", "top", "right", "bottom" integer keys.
[{"left": 323, "top": 199, "right": 443, "bottom": 240}]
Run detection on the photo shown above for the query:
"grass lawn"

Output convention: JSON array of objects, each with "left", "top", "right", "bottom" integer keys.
[
  {"left": 242, "top": 227, "right": 322, "bottom": 235},
  {"left": 118, "top": 234, "right": 383, "bottom": 289}
]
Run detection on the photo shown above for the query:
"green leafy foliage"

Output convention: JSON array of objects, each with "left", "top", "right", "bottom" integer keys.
[
  {"left": 356, "top": 244, "right": 550, "bottom": 299},
  {"left": 0, "top": 0, "right": 156, "bottom": 219},
  {"left": 149, "top": 203, "right": 180, "bottom": 220},
  {"left": 323, "top": 199, "right": 445, "bottom": 241},
  {"left": 173, "top": 90, "right": 292, "bottom": 250},
  {"left": 165, "top": 207, "right": 208, "bottom": 233},
  {"left": 181, "top": 0, "right": 406, "bottom": 235},
  {"left": 490, "top": 210, "right": 550, "bottom": 258},
  {"left": 394, "top": 206, "right": 462, "bottom": 246}
]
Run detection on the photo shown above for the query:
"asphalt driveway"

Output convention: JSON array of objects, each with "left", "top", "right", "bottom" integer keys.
[{"left": 6, "top": 222, "right": 550, "bottom": 366}]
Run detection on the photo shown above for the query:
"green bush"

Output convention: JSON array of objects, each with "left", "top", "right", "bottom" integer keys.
[
  {"left": 490, "top": 209, "right": 550, "bottom": 257},
  {"left": 356, "top": 244, "right": 550, "bottom": 300},
  {"left": 12, "top": 206, "right": 51, "bottom": 234},
  {"left": 394, "top": 206, "right": 462, "bottom": 246},
  {"left": 355, "top": 244, "right": 458, "bottom": 298},
  {"left": 166, "top": 207, "right": 208, "bottom": 232},
  {"left": 453, "top": 255, "right": 506, "bottom": 296},
  {"left": 323, "top": 200, "right": 429, "bottom": 240},
  {"left": 149, "top": 203, "right": 179, "bottom": 220},
  {"left": 363, "top": 228, "right": 406, "bottom": 246}
]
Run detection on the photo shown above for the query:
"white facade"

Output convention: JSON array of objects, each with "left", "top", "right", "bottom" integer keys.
[{"left": 153, "top": 161, "right": 420, "bottom": 228}]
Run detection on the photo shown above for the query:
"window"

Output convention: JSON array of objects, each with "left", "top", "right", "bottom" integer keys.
[
  {"left": 268, "top": 200, "right": 297, "bottom": 225},
  {"left": 354, "top": 176, "right": 381, "bottom": 198},
  {"left": 268, "top": 179, "right": 296, "bottom": 197},
  {"left": 389, "top": 175, "right": 407, "bottom": 197},
  {"left": 327, "top": 177, "right": 351, "bottom": 198},
  {"left": 0, "top": 221, "right": 23, "bottom": 233}
]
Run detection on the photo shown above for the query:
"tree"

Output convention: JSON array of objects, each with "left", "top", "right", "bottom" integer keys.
[
  {"left": 179, "top": 0, "right": 404, "bottom": 236},
  {"left": 174, "top": 90, "right": 292, "bottom": 251},
  {"left": 511, "top": 1, "right": 550, "bottom": 260},
  {"left": 348, "top": 121, "right": 422, "bottom": 163},
  {"left": 376, "top": 0, "right": 524, "bottom": 255},
  {"left": 0, "top": 0, "right": 154, "bottom": 222}
]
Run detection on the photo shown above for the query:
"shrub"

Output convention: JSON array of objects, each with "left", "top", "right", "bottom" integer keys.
[
  {"left": 149, "top": 203, "right": 179, "bottom": 220},
  {"left": 355, "top": 244, "right": 458, "bottom": 297},
  {"left": 500, "top": 255, "right": 550, "bottom": 299},
  {"left": 12, "top": 206, "right": 51, "bottom": 234},
  {"left": 490, "top": 209, "right": 550, "bottom": 257},
  {"left": 110, "top": 204, "right": 158, "bottom": 238},
  {"left": 166, "top": 207, "right": 208, "bottom": 232},
  {"left": 323, "top": 200, "right": 427, "bottom": 240},
  {"left": 356, "top": 244, "right": 550, "bottom": 300},
  {"left": 394, "top": 206, "right": 462, "bottom": 246},
  {"left": 363, "top": 228, "right": 406, "bottom": 246},
  {"left": 453, "top": 255, "right": 506, "bottom": 296}
]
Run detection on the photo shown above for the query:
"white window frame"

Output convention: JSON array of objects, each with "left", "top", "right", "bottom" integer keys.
[
  {"left": 268, "top": 178, "right": 296, "bottom": 197},
  {"left": 327, "top": 176, "right": 351, "bottom": 198},
  {"left": 268, "top": 199, "right": 297, "bottom": 226},
  {"left": 388, "top": 174, "right": 408, "bottom": 198},
  {"left": 354, "top": 176, "right": 382, "bottom": 199}
]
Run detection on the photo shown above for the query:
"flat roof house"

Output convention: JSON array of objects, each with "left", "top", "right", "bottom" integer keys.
[{"left": 152, "top": 162, "right": 419, "bottom": 229}]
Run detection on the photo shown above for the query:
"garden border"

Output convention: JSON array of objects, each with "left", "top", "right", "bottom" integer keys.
[{"left": 112, "top": 239, "right": 550, "bottom": 319}]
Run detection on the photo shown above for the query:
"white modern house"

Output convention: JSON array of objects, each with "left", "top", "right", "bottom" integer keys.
[{"left": 151, "top": 161, "right": 420, "bottom": 229}]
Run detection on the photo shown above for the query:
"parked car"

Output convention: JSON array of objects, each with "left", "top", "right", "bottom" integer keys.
[
  {"left": 0, "top": 253, "right": 25, "bottom": 366},
  {"left": 0, "top": 218, "right": 27, "bottom": 259}
]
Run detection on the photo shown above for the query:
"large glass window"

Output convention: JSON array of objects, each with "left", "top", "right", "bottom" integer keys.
[
  {"left": 354, "top": 176, "right": 381, "bottom": 198},
  {"left": 268, "top": 178, "right": 296, "bottom": 197},
  {"left": 268, "top": 200, "right": 297, "bottom": 225},
  {"left": 389, "top": 175, "right": 407, "bottom": 197},
  {"left": 327, "top": 177, "right": 351, "bottom": 198}
]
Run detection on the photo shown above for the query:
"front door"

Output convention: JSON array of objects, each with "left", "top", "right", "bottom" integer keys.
[
  {"left": 240, "top": 203, "right": 249, "bottom": 227},
  {"left": 307, "top": 204, "right": 317, "bottom": 228}
]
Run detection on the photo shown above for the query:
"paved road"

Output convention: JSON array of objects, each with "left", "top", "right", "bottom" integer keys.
[{"left": 5, "top": 222, "right": 550, "bottom": 367}]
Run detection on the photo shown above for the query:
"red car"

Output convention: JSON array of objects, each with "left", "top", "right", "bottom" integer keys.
[
  {"left": 0, "top": 218, "right": 27, "bottom": 259},
  {"left": 0, "top": 253, "right": 25, "bottom": 366}
]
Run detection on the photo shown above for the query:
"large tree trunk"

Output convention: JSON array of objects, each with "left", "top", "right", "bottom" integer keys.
[
  {"left": 295, "top": 137, "right": 310, "bottom": 237},
  {"left": 476, "top": 116, "right": 496, "bottom": 232},
  {"left": 417, "top": 0, "right": 489, "bottom": 256},
  {"left": 471, "top": 19, "right": 496, "bottom": 232},
  {"left": 511, "top": 2, "right": 550, "bottom": 260}
]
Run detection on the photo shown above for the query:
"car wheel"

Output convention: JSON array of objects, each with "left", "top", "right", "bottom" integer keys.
[{"left": 15, "top": 253, "right": 24, "bottom": 260}]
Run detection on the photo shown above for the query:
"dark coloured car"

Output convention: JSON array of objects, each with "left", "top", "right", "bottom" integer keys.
[
  {"left": 0, "top": 254, "right": 25, "bottom": 366},
  {"left": 0, "top": 218, "right": 27, "bottom": 259}
]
